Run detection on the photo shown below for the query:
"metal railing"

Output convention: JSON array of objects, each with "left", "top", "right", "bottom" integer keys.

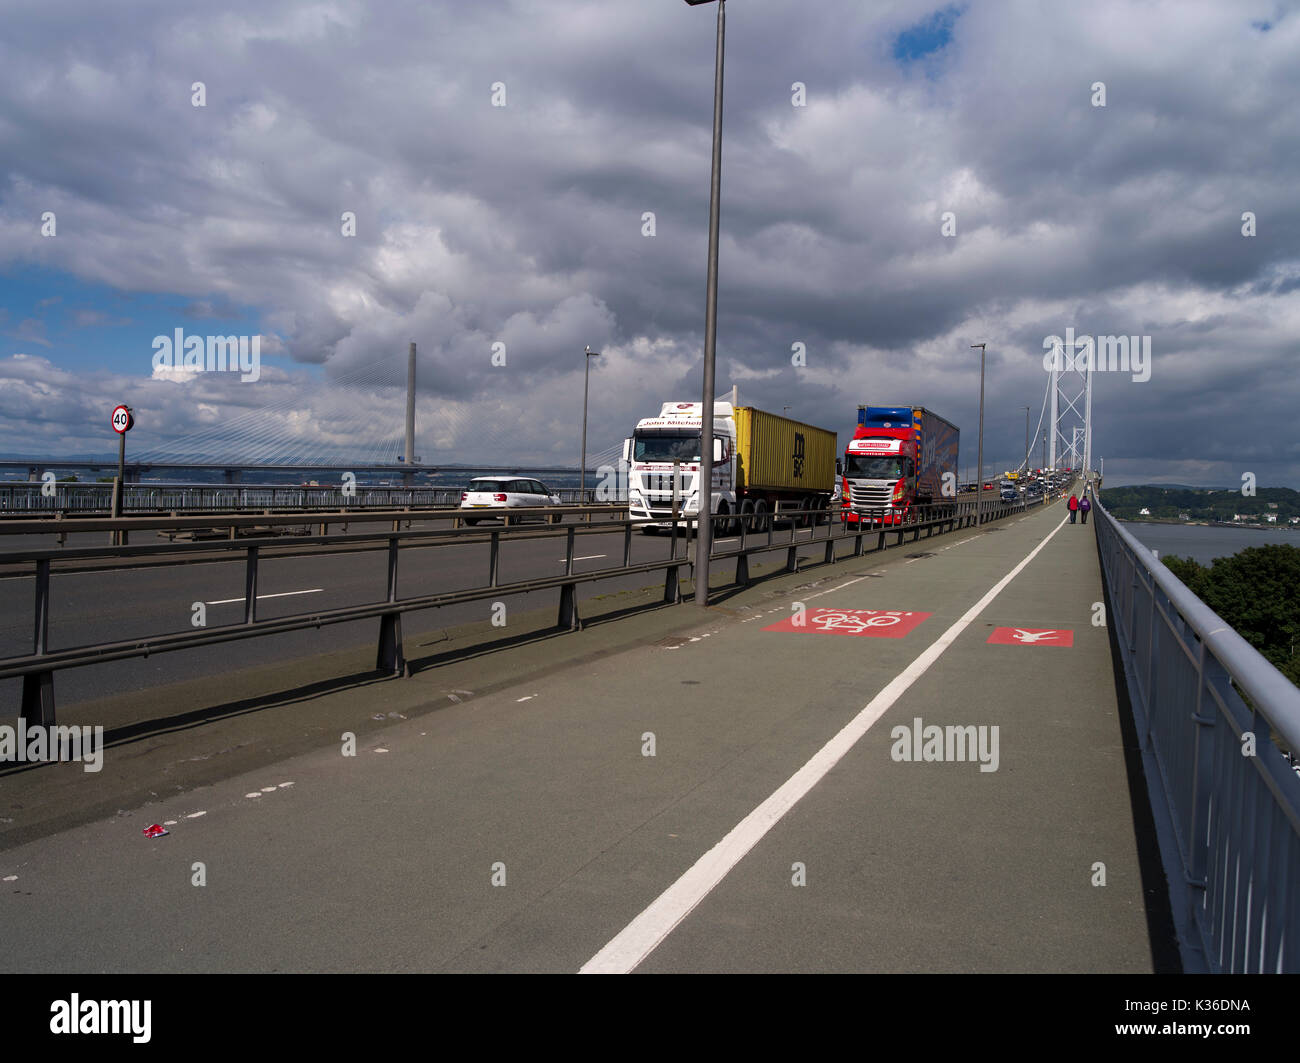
[
  {"left": 0, "top": 482, "right": 614, "bottom": 515},
  {"left": 1095, "top": 496, "right": 1300, "bottom": 973},
  {"left": 4, "top": 495, "right": 1055, "bottom": 723}
]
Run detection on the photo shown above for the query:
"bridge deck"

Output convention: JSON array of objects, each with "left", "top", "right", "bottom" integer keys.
[{"left": 0, "top": 499, "right": 1170, "bottom": 972}]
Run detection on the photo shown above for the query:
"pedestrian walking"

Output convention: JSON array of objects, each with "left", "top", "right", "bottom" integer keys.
[
  {"left": 1068, "top": 494, "right": 1079, "bottom": 523},
  {"left": 1079, "top": 493, "right": 1091, "bottom": 525}
]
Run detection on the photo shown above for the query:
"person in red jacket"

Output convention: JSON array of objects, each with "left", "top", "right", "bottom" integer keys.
[{"left": 1068, "top": 494, "right": 1079, "bottom": 523}]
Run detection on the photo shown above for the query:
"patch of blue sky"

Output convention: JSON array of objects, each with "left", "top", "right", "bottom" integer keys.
[
  {"left": 0, "top": 264, "right": 268, "bottom": 377},
  {"left": 893, "top": 4, "right": 964, "bottom": 64}
]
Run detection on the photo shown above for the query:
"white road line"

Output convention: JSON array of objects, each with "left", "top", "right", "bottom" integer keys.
[
  {"left": 205, "top": 588, "right": 323, "bottom": 605},
  {"left": 580, "top": 512, "right": 1070, "bottom": 974},
  {"left": 559, "top": 554, "right": 607, "bottom": 562},
  {"left": 801, "top": 576, "right": 870, "bottom": 602}
]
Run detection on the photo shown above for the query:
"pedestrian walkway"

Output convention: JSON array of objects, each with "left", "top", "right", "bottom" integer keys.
[{"left": 0, "top": 501, "right": 1166, "bottom": 972}]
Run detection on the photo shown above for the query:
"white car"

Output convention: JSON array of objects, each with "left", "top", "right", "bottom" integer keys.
[{"left": 459, "top": 476, "right": 562, "bottom": 524}]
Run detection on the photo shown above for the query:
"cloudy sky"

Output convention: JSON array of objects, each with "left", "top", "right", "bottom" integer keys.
[{"left": 1, "top": 0, "right": 1297, "bottom": 486}]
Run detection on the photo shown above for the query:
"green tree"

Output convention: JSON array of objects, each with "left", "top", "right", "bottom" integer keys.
[{"left": 1163, "top": 547, "right": 1300, "bottom": 686}]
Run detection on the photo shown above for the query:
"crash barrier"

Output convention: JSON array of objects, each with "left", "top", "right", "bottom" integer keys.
[
  {"left": 1095, "top": 498, "right": 1300, "bottom": 972},
  {"left": 5, "top": 495, "right": 1050, "bottom": 725},
  {"left": 0, "top": 481, "right": 614, "bottom": 515}
]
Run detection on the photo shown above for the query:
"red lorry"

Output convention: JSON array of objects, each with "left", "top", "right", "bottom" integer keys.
[{"left": 842, "top": 405, "right": 960, "bottom": 524}]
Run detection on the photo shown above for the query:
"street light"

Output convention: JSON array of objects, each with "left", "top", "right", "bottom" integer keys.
[
  {"left": 686, "top": 0, "right": 726, "bottom": 608},
  {"left": 580, "top": 345, "right": 600, "bottom": 499},
  {"left": 971, "top": 344, "right": 986, "bottom": 526},
  {"left": 1021, "top": 405, "right": 1030, "bottom": 475}
]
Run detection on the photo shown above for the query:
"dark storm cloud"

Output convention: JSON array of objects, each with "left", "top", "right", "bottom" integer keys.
[{"left": 0, "top": 0, "right": 1296, "bottom": 483}]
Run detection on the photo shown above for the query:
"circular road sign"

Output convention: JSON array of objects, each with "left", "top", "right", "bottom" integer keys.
[{"left": 111, "top": 405, "right": 132, "bottom": 434}]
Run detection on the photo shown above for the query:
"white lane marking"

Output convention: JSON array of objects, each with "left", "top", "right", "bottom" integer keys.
[
  {"left": 800, "top": 576, "right": 869, "bottom": 602},
  {"left": 205, "top": 589, "right": 323, "bottom": 605},
  {"left": 580, "top": 512, "right": 1070, "bottom": 974},
  {"left": 186, "top": 811, "right": 207, "bottom": 819},
  {"left": 560, "top": 554, "right": 607, "bottom": 562}
]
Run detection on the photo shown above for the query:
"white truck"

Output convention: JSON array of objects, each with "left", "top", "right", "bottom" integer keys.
[{"left": 623, "top": 401, "right": 837, "bottom": 533}]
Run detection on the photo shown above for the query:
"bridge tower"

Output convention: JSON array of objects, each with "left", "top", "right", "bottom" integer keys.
[
  {"left": 403, "top": 341, "right": 417, "bottom": 486},
  {"left": 1047, "top": 339, "right": 1093, "bottom": 475}
]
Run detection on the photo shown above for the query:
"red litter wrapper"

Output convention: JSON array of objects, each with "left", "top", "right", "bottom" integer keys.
[{"left": 142, "top": 824, "right": 169, "bottom": 838}]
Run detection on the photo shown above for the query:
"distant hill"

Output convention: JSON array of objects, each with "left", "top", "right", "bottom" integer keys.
[{"left": 1100, "top": 485, "right": 1300, "bottom": 523}]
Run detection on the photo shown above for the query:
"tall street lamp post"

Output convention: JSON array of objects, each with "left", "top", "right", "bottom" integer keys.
[
  {"left": 580, "top": 346, "right": 600, "bottom": 500},
  {"left": 1021, "top": 405, "right": 1030, "bottom": 474},
  {"left": 972, "top": 344, "right": 986, "bottom": 526},
  {"left": 685, "top": 0, "right": 726, "bottom": 607}
]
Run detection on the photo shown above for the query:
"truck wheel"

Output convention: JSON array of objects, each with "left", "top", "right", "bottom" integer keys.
[
  {"left": 740, "top": 498, "right": 755, "bottom": 532},
  {"left": 716, "top": 501, "right": 732, "bottom": 538},
  {"left": 753, "top": 499, "right": 769, "bottom": 534}
]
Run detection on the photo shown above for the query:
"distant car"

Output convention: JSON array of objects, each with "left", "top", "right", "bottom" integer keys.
[
  {"left": 1000, "top": 486, "right": 1018, "bottom": 503},
  {"left": 459, "top": 477, "right": 562, "bottom": 524}
]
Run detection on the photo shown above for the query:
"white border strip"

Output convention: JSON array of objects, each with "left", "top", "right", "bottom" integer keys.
[{"left": 580, "top": 513, "right": 1069, "bottom": 973}]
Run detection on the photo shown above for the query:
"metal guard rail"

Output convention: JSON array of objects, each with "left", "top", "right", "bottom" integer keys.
[
  {"left": 1094, "top": 497, "right": 1300, "bottom": 973},
  {"left": 0, "top": 482, "right": 611, "bottom": 514},
  {"left": 8, "top": 495, "right": 1046, "bottom": 726}
]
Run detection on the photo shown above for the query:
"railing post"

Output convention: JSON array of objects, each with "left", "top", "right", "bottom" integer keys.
[
  {"left": 664, "top": 563, "right": 681, "bottom": 604},
  {"left": 623, "top": 520, "right": 633, "bottom": 568},
  {"left": 557, "top": 583, "right": 581, "bottom": 629},
  {"left": 1187, "top": 641, "right": 1219, "bottom": 894},
  {"left": 20, "top": 558, "right": 55, "bottom": 726},
  {"left": 556, "top": 524, "right": 582, "bottom": 629},
  {"left": 376, "top": 535, "right": 406, "bottom": 676},
  {"left": 244, "top": 545, "right": 259, "bottom": 626},
  {"left": 489, "top": 530, "right": 500, "bottom": 587}
]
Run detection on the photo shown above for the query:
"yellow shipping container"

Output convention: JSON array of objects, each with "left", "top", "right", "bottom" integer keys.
[{"left": 734, "top": 407, "right": 837, "bottom": 494}]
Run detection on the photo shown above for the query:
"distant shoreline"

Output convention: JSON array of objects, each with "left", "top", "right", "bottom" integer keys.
[{"left": 1119, "top": 517, "right": 1296, "bottom": 531}]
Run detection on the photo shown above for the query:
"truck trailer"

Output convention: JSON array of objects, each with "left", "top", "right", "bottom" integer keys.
[
  {"left": 842, "top": 405, "right": 959, "bottom": 524},
  {"left": 624, "top": 402, "right": 837, "bottom": 532}
]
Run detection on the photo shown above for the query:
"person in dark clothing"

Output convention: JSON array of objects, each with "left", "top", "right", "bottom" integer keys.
[
  {"left": 1079, "top": 493, "right": 1091, "bottom": 524},
  {"left": 1068, "top": 494, "right": 1079, "bottom": 523}
]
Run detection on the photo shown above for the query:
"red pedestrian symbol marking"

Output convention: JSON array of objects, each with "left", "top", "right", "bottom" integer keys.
[
  {"left": 764, "top": 608, "right": 930, "bottom": 638},
  {"left": 987, "top": 627, "right": 1074, "bottom": 647}
]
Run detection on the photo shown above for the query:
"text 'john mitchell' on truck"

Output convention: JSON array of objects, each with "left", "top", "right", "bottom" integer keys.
[{"left": 624, "top": 402, "right": 837, "bottom": 533}]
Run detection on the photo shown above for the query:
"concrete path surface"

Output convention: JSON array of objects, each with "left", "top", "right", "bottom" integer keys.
[{"left": 0, "top": 500, "right": 1172, "bottom": 972}]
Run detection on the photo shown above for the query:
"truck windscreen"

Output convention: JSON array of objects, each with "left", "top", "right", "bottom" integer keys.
[
  {"left": 846, "top": 455, "right": 903, "bottom": 479},
  {"left": 634, "top": 432, "right": 700, "bottom": 462}
]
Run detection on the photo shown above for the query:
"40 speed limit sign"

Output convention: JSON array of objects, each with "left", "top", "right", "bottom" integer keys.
[{"left": 111, "top": 405, "right": 134, "bottom": 433}]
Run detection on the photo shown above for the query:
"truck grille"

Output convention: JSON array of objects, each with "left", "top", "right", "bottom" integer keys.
[
  {"left": 642, "top": 473, "right": 695, "bottom": 496},
  {"left": 848, "top": 481, "right": 893, "bottom": 508}
]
